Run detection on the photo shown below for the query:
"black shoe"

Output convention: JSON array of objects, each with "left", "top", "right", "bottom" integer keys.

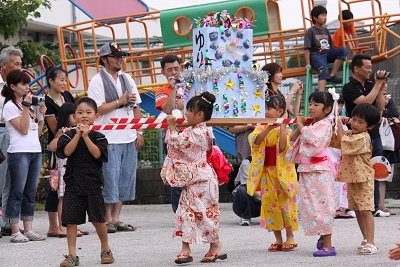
[
  {"left": 328, "top": 74, "right": 342, "bottom": 83},
  {"left": 1, "top": 227, "right": 24, "bottom": 236}
]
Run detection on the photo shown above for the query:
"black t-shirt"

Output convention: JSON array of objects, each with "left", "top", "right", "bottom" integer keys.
[
  {"left": 56, "top": 129, "right": 108, "bottom": 195},
  {"left": 342, "top": 77, "right": 380, "bottom": 138},
  {"left": 45, "top": 91, "right": 75, "bottom": 143},
  {"left": 304, "top": 26, "right": 334, "bottom": 58}
]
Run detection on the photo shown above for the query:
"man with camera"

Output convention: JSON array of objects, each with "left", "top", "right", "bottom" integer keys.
[
  {"left": 342, "top": 53, "right": 390, "bottom": 217},
  {"left": 88, "top": 42, "right": 143, "bottom": 233},
  {"left": 155, "top": 55, "right": 185, "bottom": 213},
  {"left": 0, "top": 46, "right": 23, "bottom": 237}
]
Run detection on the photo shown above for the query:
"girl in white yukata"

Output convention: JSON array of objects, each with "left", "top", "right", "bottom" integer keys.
[
  {"left": 287, "top": 91, "right": 337, "bottom": 257},
  {"left": 161, "top": 92, "right": 227, "bottom": 264}
]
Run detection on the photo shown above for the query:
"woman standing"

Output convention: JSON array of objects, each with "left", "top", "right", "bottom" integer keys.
[
  {"left": 1, "top": 70, "right": 46, "bottom": 242},
  {"left": 44, "top": 66, "right": 75, "bottom": 238}
]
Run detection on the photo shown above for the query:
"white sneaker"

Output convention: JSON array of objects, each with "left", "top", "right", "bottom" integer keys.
[
  {"left": 239, "top": 218, "right": 250, "bottom": 226},
  {"left": 346, "top": 210, "right": 356, "bottom": 218},
  {"left": 10, "top": 232, "right": 28, "bottom": 243},
  {"left": 374, "top": 210, "right": 390, "bottom": 217},
  {"left": 24, "top": 230, "right": 46, "bottom": 241}
]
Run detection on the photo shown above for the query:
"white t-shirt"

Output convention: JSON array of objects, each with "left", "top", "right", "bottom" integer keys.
[
  {"left": 0, "top": 75, "right": 6, "bottom": 124},
  {"left": 2, "top": 101, "right": 42, "bottom": 153},
  {"left": 88, "top": 69, "right": 142, "bottom": 144}
]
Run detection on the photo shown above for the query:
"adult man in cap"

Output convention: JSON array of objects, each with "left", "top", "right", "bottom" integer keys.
[
  {"left": 0, "top": 46, "right": 23, "bottom": 237},
  {"left": 88, "top": 42, "right": 144, "bottom": 233}
]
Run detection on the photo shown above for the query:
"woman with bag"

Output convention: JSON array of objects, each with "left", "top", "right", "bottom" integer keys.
[{"left": 379, "top": 84, "right": 400, "bottom": 214}]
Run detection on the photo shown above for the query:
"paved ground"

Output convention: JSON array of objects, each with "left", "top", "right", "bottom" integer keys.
[{"left": 1, "top": 200, "right": 400, "bottom": 267}]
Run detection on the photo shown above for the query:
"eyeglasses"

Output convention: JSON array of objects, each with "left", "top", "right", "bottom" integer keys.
[{"left": 107, "top": 55, "right": 126, "bottom": 59}]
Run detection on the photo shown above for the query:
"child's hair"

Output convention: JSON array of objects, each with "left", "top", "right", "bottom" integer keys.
[
  {"left": 261, "top": 62, "right": 283, "bottom": 94},
  {"left": 45, "top": 66, "right": 68, "bottom": 88},
  {"left": 311, "top": 5, "right": 327, "bottom": 24},
  {"left": 308, "top": 91, "right": 334, "bottom": 115},
  {"left": 57, "top": 103, "right": 75, "bottom": 129},
  {"left": 339, "top": 10, "right": 353, "bottom": 21},
  {"left": 186, "top": 92, "right": 216, "bottom": 121},
  {"left": 338, "top": 94, "right": 344, "bottom": 105},
  {"left": 351, "top": 103, "right": 380, "bottom": 127},
  {"left": 266, "top": 95, "right": 286, "bottom": 116},
  {"left": 74, "top": 97, "right": 98, "bottom": 113},
  {"left": 1, "top": 70, "right": 31, "bottom": 104},
  {"left": 160, "top": 55, "right": 181, "bottom": 70},
  {"left": 351, "top": 54, "right": 371, "bottom": 72}
]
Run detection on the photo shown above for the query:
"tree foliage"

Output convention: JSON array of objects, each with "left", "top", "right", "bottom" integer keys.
[{"left": 0, "top": 0, "right": 52, "bottom": 40}]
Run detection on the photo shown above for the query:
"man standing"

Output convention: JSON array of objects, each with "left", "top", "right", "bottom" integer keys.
[
  {"left": 88, "top": 42, "right": 144, "bottom": 233},
  {"left": 0, "top": 46, "right": 23, "bottom": 236},
  {"left": 155, "top": 55, "right": 184, "bottom": 213},
  {"left": 342, "top": 53, "right": 390, "bottom": 217}
]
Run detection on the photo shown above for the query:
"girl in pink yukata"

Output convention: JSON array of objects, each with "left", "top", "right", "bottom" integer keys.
[
  {"left": 287, "top": 91, "right": 337, "bottom": 257},
  {"left": 161, "top": 92, "right": 227, "bottom": 264}
]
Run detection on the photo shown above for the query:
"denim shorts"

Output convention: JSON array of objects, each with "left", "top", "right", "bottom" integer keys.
[
  {"left": 311, "top": 47, "right": 347, "bottom": 80},
  {"left": 102, "top": 141, "right": 138, "bottom": 203},
  {"left": 5, "top": 152, "right": 41, "bottom": 223}
]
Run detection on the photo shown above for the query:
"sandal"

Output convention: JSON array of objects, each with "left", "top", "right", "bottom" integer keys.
[
  {"left": 358, "top": 239, "right": 367, "bottom": 252},
  {"left": 282, "top": 241, "right": 298, "bottom": 251},
  {"left": 115, "top": 221, "right": 137, "bottom": 231},
  {"left": 268, "top": 243, "right": 283, "bottom": 252},
  {"left": 200, "top": 252, "right": 227, "bottom": 263},
  {"left": 106, "top": 221, "right": 116, "bottom": 233},
  {"left": 77, "top": 229, "right": 89, "bottom": 235},
  {"left": 359, "top": 243, "right": 378, "bottom": 255},
  {"left": 316, "top": 236, "right": 324, "bottom": 250},
  {"left": 175, "top": 253, "right": 193, "bottom": 264},
  {"left": 384, "top": 208, "right": 396, "bottom": 215}
]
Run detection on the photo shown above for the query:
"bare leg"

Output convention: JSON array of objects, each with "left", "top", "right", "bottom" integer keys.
[
  {"left": 322, "top": 234, "right": 333, "bottom": 250},
  {"left": 359, "top": 210, "right": 375, "bottom": 245},
  {"left": 273, "top": 230, "right": 283, "bottom": 245},
  {"left": 179, "top": 242, "right": 191, "bottom": 255},
  {"left": 92, "top": 222, "right": 110, "bottom": 251},
  {"left": 318, "top": 80, "right": 327, "bottom": 91},
  {"left": 22, "top": 220, "right": 33, "bottom": 233},
  {"left": 379, "top": 181, "right": 387, "bottom": 211},
  {"left": 47, "top": 211, "right": 58, "bottom": 234},
  {"left": 66, "top": 224, "right": 78, "bottom": 256},
  {"left": 330, "top": 59, "right": 344, "bottom": 77},
  {"left": 355, "top": 210, "right": 367, "bottom": 240},
  {"left": 285, "top": 230, "right": 295, "bottom": 243},
  {"left": 105, "top": 201, "right": 123, "bottom": 223},
  {"left": 11, "top": 223, "right": 21, "bottom": 234},
  {"left": 58, "top": 197, "right": 66, "bottom": 235}
]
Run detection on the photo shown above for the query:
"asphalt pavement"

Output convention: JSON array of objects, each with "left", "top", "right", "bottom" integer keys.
[{"left": 1, "top": 201, "right": 400, "bottom": 267}]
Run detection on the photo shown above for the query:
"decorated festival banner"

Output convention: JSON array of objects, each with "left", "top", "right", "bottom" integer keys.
[{"left": 180, "top": 10, "right": 268, "bottom": 119}]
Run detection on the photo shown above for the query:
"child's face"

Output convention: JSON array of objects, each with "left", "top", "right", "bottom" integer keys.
[
  {"left": 351, "top": 116, "right": 371, "bottom": 134},
  {"left": 343, "top": 21, "right": 353, "bottom": 30},
  {"left": 73, "top": 102, "right": 99, "bottom": 125},
  {"left": 308, "top": 100, "right": 331, "bottom": 121},
  {"left": 68, "top": 114, "right": 76, "bottom": 127},
  {"left": 338, "top": 103, "right": 344, "bottom": 114},
  {"left": 314, "top": 13, "right": 327, "bottom": 26},
  {"left": 266, "top": 106, "right": 284, "bottom": 118},
  {"left": 185, "top": 108, "right": 204, "bottom": 126}
]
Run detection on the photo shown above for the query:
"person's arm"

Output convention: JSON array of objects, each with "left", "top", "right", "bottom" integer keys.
[
  {"left": 279, "top": 124, "right": 287, "bottom": 152},
  {"left": 80, "top": 124, "right": 102, "bottom": 159},
  {"left": 63, "top": 130, "right": 81, "bottom": 157},
  {"left": 254, "top": 125, "right": 274, "bottom": 145},
  {"left": 228, "top": 125, "right": 254, "bottom": 134},
  {"left": 290, "top": 116, "right": 305, "bottom": 142},
  {"left": 133, "top": 103, "right": 144, "bottom": 150},
  {"left": 286, "top": 80, "right": 303, "bottom": 116},
  {"left": 336, "top": 118, "right": 344, "bottom": 149},
  {"left": 159, "top": 79, "right": 178, "bottom": 115},
  {"left": 304, "top": 49, "right": 311, "bottom": 68},
  {"left": 353, "top": 72, "right": 386, "bottom": 107}
]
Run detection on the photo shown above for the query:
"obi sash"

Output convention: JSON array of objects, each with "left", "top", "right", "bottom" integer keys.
[
  {"left": 300, "top": 148, "right": 337, "bottom": 176},
  {"left": 264, "top": 146, "right": 276, "bottom": 167}
]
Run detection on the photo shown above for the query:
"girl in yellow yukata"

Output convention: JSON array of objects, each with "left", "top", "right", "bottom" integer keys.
[{"left": 247, "top": 95, "right": 299, "bottom": 252}]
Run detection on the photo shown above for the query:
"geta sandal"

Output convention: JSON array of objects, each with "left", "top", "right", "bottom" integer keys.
[
  {"left": 175, "top": 253, "right": 193, "bottom": 264},
  {"left": 268, "top": 243, "right": 283, "bottom": 252},
  {"left": 282, "top": 241, "right": 298, "bottom": 251},
  {"left": 200, "top": 252, "right": 227, "bottom": 263}
]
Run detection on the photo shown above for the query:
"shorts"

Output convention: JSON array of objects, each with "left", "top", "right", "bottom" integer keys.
[
  {"left": 62, "top": 189, "right": 105, "bottom": 226},
  {"left": 347, "top": 181, "right": 374, "bottom": 211},
  {"left": 310, "top": 47, "right": 347, "bottom": 80},
  {"left": 102, "top": 141, "right": 138, "bottom": 203}
]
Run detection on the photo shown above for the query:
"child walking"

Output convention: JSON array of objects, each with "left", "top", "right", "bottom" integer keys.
[
  {"left": 287, "top": 91, "right": 336, "bottom": 257},
  {"left": 304, "top": 5, "right": 347, "bottom": 91},
  {"left": 335, "top": 103, "right": 381, "bottom": 255},
  {"left": 57, "top": 97, "right": 113, "bottom": 266},
  {"left": 160, "top": 92, "right": 227, "bottom": 264},
  {"left": 247, "top": 96, "right": 299, "bottom": 251}
]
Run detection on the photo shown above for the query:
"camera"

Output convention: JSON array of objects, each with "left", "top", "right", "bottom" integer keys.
[
  {"left": 23, "top": 95, "right": 45, "bottom": 106},
  {"left": 376, "top": 71, "right": 391, "bottom": 80},
  {"left": 174, "top": 78, "right": 181, "bottom": 83}
]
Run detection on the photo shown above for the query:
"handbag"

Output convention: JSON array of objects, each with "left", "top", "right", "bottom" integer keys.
[
  {"left": 49, "top": 151, "right": 59, "bottom": 191},
  {"left": 389, "top": 120, "right": 400, "bottom": 151},
  {"left": 379, "top": 118, "right": 395, "bottom": 151},
  {"left": 0, "top": 149, "right": 5, "bottom": 165}
]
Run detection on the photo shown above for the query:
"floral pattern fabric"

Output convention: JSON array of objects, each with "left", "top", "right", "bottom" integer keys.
[
  {"left": 160, "top": 122, "right": 220, "bottom": 244},
  {"left": 287, "top": 118, "right": 335, "bottom": 236},
  {"left": 247, "top": 125, "right": 298, "bottom": 232}
]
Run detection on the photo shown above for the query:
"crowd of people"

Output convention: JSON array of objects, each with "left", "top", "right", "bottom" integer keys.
[{"left": 0, "top": 4, "right": 399, "bottom": 266}]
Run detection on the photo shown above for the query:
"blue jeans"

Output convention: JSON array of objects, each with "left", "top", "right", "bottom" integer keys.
[
  {"left": 102, "top": 141, "right": 138, "bottom": 203},
  {"left": 5, "top": 153, "right": 42, "bottom": 224},
  {"left": 311, "top": 47, "right": 347, "bottom": 80},
  {"left": 232, "top": 185, "right": 261, "bottom": 219},
  {"left": 371, "top": 137, "right": 383, "bottom": 212},
  {"left": 0, "top": 126, "right": 10, "bottom": 228}
]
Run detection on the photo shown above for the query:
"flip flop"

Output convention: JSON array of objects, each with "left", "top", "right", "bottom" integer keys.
[
  {"left": 200, "top": 252, "right": 227, "bottom": 263},
  {"left": 268, "top": 243, "right": 283, "bottom": 252},
  {"left": 115, "top": 221, "right": 137, "bottom": 231},
  {"left": 175, "top": 253, "right": 193, "bottom": 264},
  {"left": 46, "top": 232, "right": 59, "bottom": 238},
  {"left": 282, "top": 241, "right": 298, "bottom": 251},
  {"left": 78, "top": 230, "right": 89, "bottom": 235}
]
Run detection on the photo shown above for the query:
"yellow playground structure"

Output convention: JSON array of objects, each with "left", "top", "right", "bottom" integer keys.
[{"left": 55, "top": 0, "right": 400, "bottom": 95}]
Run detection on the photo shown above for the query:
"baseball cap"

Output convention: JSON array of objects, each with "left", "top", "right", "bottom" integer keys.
[{"left": 99, "top": 42, "right": 128, "bottom": 57}]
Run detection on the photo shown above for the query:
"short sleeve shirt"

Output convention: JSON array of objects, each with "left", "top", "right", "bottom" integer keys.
[
  {"left": 57, "top": 129, "right": 108, "bottom": 195},
  {"left": 304, "top": 26, "right": 334, "bottom": 58},
  {"left": 332, "top": 25, "right": 355, "bottom": 48}
]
